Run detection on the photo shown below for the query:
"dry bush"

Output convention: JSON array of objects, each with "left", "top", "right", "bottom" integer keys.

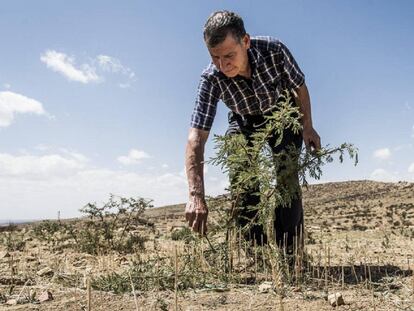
[{"left": 31, "top": 195, "right": 153, "bottom": 255}]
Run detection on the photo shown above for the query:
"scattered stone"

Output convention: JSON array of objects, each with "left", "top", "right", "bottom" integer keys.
[
  {"left": 38, "top": 290, "right": 54, "bottom": 302},
  {"left": 6, "top": 299, "right": 18, "bottom": 305},
  {"left": 258, "top": 281, "right": 273, "bottom": 293},
  {"left": 61, "top": 240, "right": 71, "bottom": 247},
  {"left": 8, "top": 297, "right": 29, "bottom": 305},
  {"left": 37, "top": 267, "right": 54, "bottom": 277},
  {"left": 328, "top": 292, "right": 345, "bottom": 307},
  {"left": 217, "top": 295, "right": 227, "bottom": 304}
]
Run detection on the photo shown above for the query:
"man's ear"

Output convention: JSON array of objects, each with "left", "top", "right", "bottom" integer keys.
[{"left": 243, "top": 34, "right": 251, "bottom": 49}]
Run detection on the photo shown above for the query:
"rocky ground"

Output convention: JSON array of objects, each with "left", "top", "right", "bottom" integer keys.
[{"left": 0, "top": 180, "right": 413, "bottom": 310}]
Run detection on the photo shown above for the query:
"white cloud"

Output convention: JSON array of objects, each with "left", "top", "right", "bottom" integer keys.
[
  {"left": 0, "top": 91, "right": 50, "bottom": 127},
  {"left": 41, "top": 51, "right": 135, "bottom": 87},
  {"left": 119, "top": 83, "right": 131, "bottom": 89},
  {"left": 0, "top": 149, "right": 229, "bottom": 219},
  {"left": 117, "top": 149, "right": 150, "bottom": 165},
  {"left": 0, "top": 152, "right": 87, "bottom": 179},
  {"left": 96, "top": 55, "right": 135, "bottom": 88},
  {"left": 3, "top": 83, "right": 11, "bottom": 89},
  {"left": 162, "top": 164, "right": 169, "bottom": 169},
  {"left": 408, "top": 163, "right": 414, "bottom": 174},
  {"left": 96, "top": 55, "right": 132, "bottom": 76},
  {"left": 370, "top": 168, "right": 397, "bottom": 182},
  {"left": 40, "top": 50, "right": 101, "bottom": 84},
  {"left": 373, "top": 148, "right": 391, "bottom": 161}
]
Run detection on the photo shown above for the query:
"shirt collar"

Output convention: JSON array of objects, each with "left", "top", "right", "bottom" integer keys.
[{"left": 248, "top": 45, "right": 265, "bottom": 79}]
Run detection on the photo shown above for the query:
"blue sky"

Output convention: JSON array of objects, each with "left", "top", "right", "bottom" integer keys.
[{"left": 1, "top": 1, "right": 413, "bottom": 220}]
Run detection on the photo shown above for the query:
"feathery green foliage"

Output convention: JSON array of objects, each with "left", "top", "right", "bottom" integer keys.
[{"left": 209, "top": 90, "right": 358, "bottom": 240}]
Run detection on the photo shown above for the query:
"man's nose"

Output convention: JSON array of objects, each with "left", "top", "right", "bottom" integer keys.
[{"left": 219, "top": 59, "right": 229, "bottom": 70}]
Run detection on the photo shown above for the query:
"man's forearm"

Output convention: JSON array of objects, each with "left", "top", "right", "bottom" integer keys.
[
  {"left": 185, "top": 128, "right": 209, "bottom": 234},
  {"left": 185, "top": 128, "right": 209, "bottom": 199},
  {"left": 185, "top": 142, "right": 205, "bottom": 198},
  {"left": 295, "top": 83, "right": 313, "bottom": 129},
  {"left": 294, "top": 83, "right": 321, "bottom": 150}
]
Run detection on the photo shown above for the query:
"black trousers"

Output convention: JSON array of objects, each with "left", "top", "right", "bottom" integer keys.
[{"left": 226, "top": 110, "right": 304, "bottom": 250}]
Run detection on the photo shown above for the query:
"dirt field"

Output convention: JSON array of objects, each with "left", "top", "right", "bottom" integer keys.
[{"left": 1, "top": 180, "right": 413, "bottom": 310}]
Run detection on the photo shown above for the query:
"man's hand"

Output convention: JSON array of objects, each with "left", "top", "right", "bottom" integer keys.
[
  {"left": 185, "top": 196, "right": 208, "bottom": 235},
  {"left": 303, "top": 125, "right": 321, "bottom": 152},
  {"left": 294, "top": 83, "right": 321, "bottom": 152}
]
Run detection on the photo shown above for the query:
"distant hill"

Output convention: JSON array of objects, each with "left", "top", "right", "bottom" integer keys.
[
  {"left": 3, "top": 180, "right": 414, "bottom": 232},
  {"left": 144, "top": 180, "right": 414, "bottom": 232},
  {"left": 0, "top": 219, "right": 35, "bottom": 227}
]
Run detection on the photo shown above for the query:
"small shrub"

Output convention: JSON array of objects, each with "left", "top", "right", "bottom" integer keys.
[
  {"left": 1, "top": 231, "right": 26, "bottom": 251},
  {"left": 32, "top": 220, "right": 62, "bottom": 245},
  {"left": 93, "top": 247, "right": 229, "bottom": 294},
  {"left": 171, "top": 227, "right": 194, "bottom": 242},
  {"left": 67, "top": 195, "right": 152, "bottom": 255},
  {"left": 30, "top": 195, "right": 152, "bottom": 255}
]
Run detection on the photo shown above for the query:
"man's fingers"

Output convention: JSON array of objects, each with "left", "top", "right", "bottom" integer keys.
[
  {"left": 199, "top": 214, "right": 208, "bottom": 236},
  {"left": 305, "top": 139, "right": 313, "bottom": 152},
  {"left": 186, "top": 212, "right": 195, "bottom": 227},
  {"left": 192, "top": 215, "right": 201, "bottom": 233},
  {"left": 316, "top": 136, "right": 321, "bottom": 150},
  {"left": 201, "top": 218, "right": 207, "bottom": 235},
  {"left": 191, "top": 211, "right": 208, "bottom": 234}
]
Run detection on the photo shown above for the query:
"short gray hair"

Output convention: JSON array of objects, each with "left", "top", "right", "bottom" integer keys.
[{"left": 203, "top": 10, "right": 246, "bottom": 47}]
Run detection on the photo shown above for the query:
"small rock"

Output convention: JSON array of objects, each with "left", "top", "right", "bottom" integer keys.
[
  {"left": 37, "top": 267, "right": 54, "bottom": 277},
  {"left": 6, "top": 299, "right": 18, "bottom": 305},
  {"left": 38, "top": 290, "right": 54, "bottom": 302},
  {"left": 328, "top": 292, "right": 345, "bottom": 307},
  {"left": 258, "top": 281, "right": 273, "bottom": 293}
]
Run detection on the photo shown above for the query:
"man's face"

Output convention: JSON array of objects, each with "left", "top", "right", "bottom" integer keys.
[{"left": 207, "top": 33, "right": 250, "bottom": 78}]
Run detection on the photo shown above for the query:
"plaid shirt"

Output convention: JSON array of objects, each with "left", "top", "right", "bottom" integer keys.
[{"left": 190, "top": 36, "right": 305, "bottom": 131}]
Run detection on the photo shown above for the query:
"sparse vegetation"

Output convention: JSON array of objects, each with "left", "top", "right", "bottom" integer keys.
[
  {"left": 30, "top": 194, "right": 152, "bottom": 255},
  {"left": 0, "top": 182, "right": 413, "bottom": 310},
  {"left": 0, "top": 229, "right": 26, "bottom": 252},
  {"left": 170, "top": 226, "right": 194, "bottom": 242}
]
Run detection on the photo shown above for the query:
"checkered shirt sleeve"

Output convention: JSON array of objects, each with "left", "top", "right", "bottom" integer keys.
[
  {"left": 190, "top": 75, "right": 220, "bottom": 131},
  {"left": 278, "top": 41, "right": 305, "bottom": 89}
]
